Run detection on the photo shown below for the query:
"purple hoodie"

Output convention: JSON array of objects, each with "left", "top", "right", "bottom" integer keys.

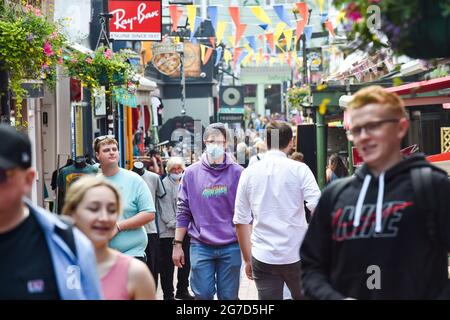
[{"left": 176, "top": 153, "right": 243, "bottom": 245}]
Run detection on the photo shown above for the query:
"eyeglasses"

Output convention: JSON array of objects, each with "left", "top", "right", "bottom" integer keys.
[
  {"left": 94, "top": 135, "right": 115, "bottom": 143},
  {"left": 346, "top": 118, "right": 400, "bottom": 140},
  {"left": 205, "top": 140, "right": 226, "bottom": 145},
  {"left": 0, "top": 168, "right": 15, "bottom": 184}
]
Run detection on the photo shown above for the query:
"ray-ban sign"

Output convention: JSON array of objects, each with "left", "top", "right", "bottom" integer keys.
[{"left": 109, "top": 0, "right": 162, "bottom": 41}]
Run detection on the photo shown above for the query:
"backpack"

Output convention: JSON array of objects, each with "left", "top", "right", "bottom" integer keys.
[
  {"left": 327, "top": 167, "right": 442, "bottom": 245},
  {"left": 55, "top": 216, "right": 77, "bottom": 257}
]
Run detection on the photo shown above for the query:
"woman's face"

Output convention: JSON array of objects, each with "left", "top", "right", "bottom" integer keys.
[
  {"left": 169, "top": 164, "right": 184, "bottom": 175},
  {"left": 72, "top": 186, "right": 119, "bottom": 248}
]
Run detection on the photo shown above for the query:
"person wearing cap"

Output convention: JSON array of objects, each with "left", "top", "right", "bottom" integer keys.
[
  {"left": 172, "top": 123, "right": 243, "bottom": 300},
  {"left": 93, "top": 135, "right": 155, "bottom": 262},
  {"left": 0, "top": 124, "right": 102, "bottom": 299}
]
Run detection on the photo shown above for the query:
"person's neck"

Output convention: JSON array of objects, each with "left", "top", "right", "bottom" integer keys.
[
  {"left": 95, "top": 245, "right": 115, "bottom": 264},
  {"left": 269, "top": 147, "right": 290, "bottom": 156},
  {"left": 369, "top": 152, "right": 403, "bottom": 177},
  {"left": 207, "top": 154, "right": 225, "bottom": 165},
  {"left": 101, "top": 164, "right": 120, "bottom": 177},
  {"left": 0, "top": 203, "right": 29, "bottom": 233}
]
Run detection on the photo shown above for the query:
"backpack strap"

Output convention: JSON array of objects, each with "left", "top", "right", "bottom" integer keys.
[
  {"left": 328, "top": 175, "right": 355, "bottom": 210},
  {"left": 55, "top": 216, "right": 77, "bottom": 257},
  {"left": 410, "top": 167, "right": 440, "bottom": 246}
]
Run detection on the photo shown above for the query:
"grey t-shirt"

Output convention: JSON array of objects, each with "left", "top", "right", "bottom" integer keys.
[{"left": 141, "top": 170, "right": 166, "bottom": 233}]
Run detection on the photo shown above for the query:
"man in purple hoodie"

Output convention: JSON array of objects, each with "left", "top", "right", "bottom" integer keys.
[{"left": 172, "top": 123, "right": 243, "bottom": 300}]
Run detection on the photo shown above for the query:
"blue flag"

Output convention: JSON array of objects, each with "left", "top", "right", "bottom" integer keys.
[
  {"left": 304, "top": 25, "right": 313, "bottom": 47},
  {"left": 190, "top": 17, "right": 202, "bottom": 42},
  {"left": 207, "top": 6, "right": 218, "bottom": 32},
  {"left": 246, "top": 36, "right": 257, "bottom": 52},
  {"left": 215, "top": 47, "right": 223, "bottom": 66},
  {"left": 259, "top": 24, "right": 268, "bottom": 31},
  {"left": 273, "top": 5, "right": 291, "bottom": 27}
]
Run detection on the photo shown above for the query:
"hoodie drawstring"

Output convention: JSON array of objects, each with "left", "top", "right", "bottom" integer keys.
[
  {"left": 353, "top": 175, "right": 371, "bottom": 228},
  {"left": 353, "top": 173, "right": 385, "bottom": 233}
]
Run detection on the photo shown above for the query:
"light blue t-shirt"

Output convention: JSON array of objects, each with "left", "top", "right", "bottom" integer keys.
[{"left": 103, "top": 168, "right": 155, "bottom": 257}]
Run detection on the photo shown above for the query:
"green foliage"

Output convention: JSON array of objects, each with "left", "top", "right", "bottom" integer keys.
[
  {"left": 0, "top": 2, "right": 65, "bottom": 126},
  {"left": 287, "top": 85, "right": 310, "bottom": 109}
]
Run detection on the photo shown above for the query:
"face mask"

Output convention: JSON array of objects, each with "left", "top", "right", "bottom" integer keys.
[
  {"left": 206, "top": 144, "right": 225, "bottom": 160},
  {"left": 170, "top": 173, "right": 182, "bottom": 181}
]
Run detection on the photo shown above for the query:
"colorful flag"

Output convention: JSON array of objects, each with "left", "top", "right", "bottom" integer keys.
[
  {"left": 250, "top": 6, "right": 272, "bottom": 25},
  {"left": 273, "top": 5, "right": 291, "bottom": 27},
  {"left": 207, "top": 6, "right": 218, "bottom": 32}
]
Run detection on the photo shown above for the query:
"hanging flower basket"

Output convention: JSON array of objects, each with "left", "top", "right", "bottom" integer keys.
[
  {"left": 334, "top": 0, "right": 450, "bottom": 58},
  {"left": 0, "top": 3, "right": 66, "bottom": 125}
]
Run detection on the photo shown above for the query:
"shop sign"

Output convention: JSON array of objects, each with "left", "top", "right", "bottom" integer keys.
[
  {"left": 109, "top": 0, "right": 162, "bottom": 41},
  {"left": 151, "top": 42, "right": 181, "bottom": 75}
]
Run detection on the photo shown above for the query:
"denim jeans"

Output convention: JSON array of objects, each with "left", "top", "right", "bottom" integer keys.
[{"left": 189, "top": 242, "right": 241, "bottom": 300}]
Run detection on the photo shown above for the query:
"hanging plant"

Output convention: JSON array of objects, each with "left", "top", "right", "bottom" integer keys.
[
  {"left": 63, "top": 46, "right": 137, "bottom": 94},
  {"left": 287, "top": 85, "right": 311, "bottom": 110},
  {"left": 0, "top": 2, "right": 66, "bottom": 126}
]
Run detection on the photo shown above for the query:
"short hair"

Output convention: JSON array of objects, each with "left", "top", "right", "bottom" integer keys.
[
  {"left": 290, "top": 152, "right": 304, "bottom": 162},
  {"left": 62, "top": 176, "right": 122, "bottom": 217},
  {"left": 204, "top": 122, "right": 227, "bottom": 142},
  {"left": 254, "top": 141, "right": 267, "bottom": 153},
  {"left": 93, "top": 135, "right": 119, "bottom": 153},
  {"left": 265, "top": 121, "right": 293, "bottom": 150},
  {"left": 348, "top": 86, "right": 407, "bottom": 118},
  {"left": 166, "top": 156, "right": 185, "bottom": 172}
]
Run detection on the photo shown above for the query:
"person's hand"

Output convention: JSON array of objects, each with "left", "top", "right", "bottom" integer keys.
[
  {"left": 110, "top": 223, "right": 120, "bottom": 239},
  {"left": 244, "top": 262, "right": 253, "bottom": 280},
  {"left": 172, "top": 245, "right": 185, "bottom": 268}
]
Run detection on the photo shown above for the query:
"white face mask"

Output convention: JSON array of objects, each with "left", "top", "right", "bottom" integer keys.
[
  {"left": 170, "top": 173, "right": 182, "bottom": 181},
  {"left": 206, "top": 144, "right": 225, "bottom": 160}
]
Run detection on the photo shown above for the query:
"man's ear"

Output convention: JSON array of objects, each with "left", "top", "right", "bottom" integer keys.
[{"left": 398, "top": 117, "right": 410, "bottom": 139}]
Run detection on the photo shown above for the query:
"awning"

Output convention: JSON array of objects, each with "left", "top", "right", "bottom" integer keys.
[
  {"left": 385, "top": 76, "right": 450, "bottom": 95},
  {"left": 137, "top": 76, "right": 157, "bottom": 91}
]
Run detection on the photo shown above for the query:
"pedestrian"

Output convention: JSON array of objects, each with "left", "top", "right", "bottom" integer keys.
[
  {"left": 62, "top": 176, "right": 156, "bottom": 300},
  {"left": 234, "top": 121, "right": 321, "bottom": 300},
  {"left": 132, "top": 161, "right": 166, "bottom": 288},
  {"left": 300, "top": 85, "right": 450, "bottom": 299},
  {"left": 157, "top": 157, "right": 194, "bottom": 300},
  {"left": 290, "top": 152, "right": 304, "bottom": 162},
  {"left": 172, "top": 123, "right": 243, "bottom": 300},
  {"left": 326, "top": 153, "right": 349, "bottom": 184},
  {"left": 94, "top": 135, "right": 155, "bottom": 262},
  {"left": 248, "top": 141, "right": 267, "bottom": 166},
  {"left": 0, "top": 124, "right": 102, "bottom": 299}
]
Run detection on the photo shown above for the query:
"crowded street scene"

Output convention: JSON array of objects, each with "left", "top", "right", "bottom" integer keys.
[{"left": 1, "top": 0, "right": 450, "bottom": 304}]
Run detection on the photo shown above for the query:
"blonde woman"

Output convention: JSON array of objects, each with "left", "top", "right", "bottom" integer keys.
[{"left": 63, "top": 176, "right": 156, "bottom": 300}]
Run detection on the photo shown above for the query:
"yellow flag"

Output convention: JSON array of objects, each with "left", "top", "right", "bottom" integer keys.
[
  {"left": 273, "top": 22, "right": 286, "bottom": 42},
  {"left": 243, "top": 52, "right": 253, "bottom": 66},
  {"left": 335, "top": 10, "right": 346, "bottom": 25},
  {"left": 317, "top": 0, "right": 324, "bottom": 13},
  {"left": 276, "top": 43, "right": 285, "bottom": 53},
  {"left": 216, "top": 21, "right": 226, "bottom": 44},
  {"left": 244, "top": 43, "right": 253, "bottom": 53},
  {"left": 187, "top": 5, "right": 197, "bottom": 31},
  {"left": 227, "top": 35, "right": 235, "bottom": 47},
  {"left": 250, "top": 6, "right": 272, "bottom": 25},
  {"left": 200, "top": 45, "right": 206, "bottom": 64},
  {"left": 284, "top": 29, "right": 293, "bottom": 51},
  {"left": 224, "top": 49, "right": 232, "bottom": 64}
]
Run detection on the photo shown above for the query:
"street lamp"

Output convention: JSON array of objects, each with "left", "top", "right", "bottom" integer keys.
[{"left": 176, "top": 16, "right": 189, "bottom": 116}]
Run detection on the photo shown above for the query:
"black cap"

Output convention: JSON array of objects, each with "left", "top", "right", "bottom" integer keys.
[{"left": 0, "top": 124, "right": 32, "bottom": 170}]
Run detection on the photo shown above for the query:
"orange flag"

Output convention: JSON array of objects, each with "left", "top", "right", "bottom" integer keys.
[
  {"left": 324, "top": 20, "right": 335, "bottom": 37},
  {"left": 204, "top": 47, "right": 213, "bottom": 65},
  {"left": 265, "top": 33, "right": 275, "bottom": 53},
  {"left": 295, "top": 19, "right": 307, "bottom": 44},
  {"left": 169, "top": 5, "right": 183, "bottom": 32},
  {"left": 209, "top": 37, "right": 216, "bottom": 48},
  {"left": 295, "top": 2, "right": 309, "bottom": 25},
  {"left": 233, "top": 47, "right": 242, "bottom": 69},
  {"left": 235, "top": 24, "right": 247, "bottom": 47},
  {"left": 229, "top": 7, "right": 241, "bottom": 28}
]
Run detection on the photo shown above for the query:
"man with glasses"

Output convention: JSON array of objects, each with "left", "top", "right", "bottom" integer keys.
[
  {"left": 172, "top": 123, "right": 243, "bottom": 300},
  {"left": 300, "top": 86, "right": 450, "bottom": 299},
  {"left": 94, "top": 135, "right": 155, "bottom": 263},
  {"left": 0, "top": 125, "right": 102, "bottom": 299}
]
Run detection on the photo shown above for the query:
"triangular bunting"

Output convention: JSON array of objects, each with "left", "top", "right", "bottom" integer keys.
[
  {"left": 169, "top": 5, "right": 183, "bottom": 32},
  {"left": 273, "top": 5, "right": 291, "bottom": 27},
  {"left": 216, "top": 21, "right": 226, "bottom": 44},
  {"left": 295, "top": 2, "right": 309, "bottom": 25},
  {"left": 204, "top": 47, "right": 213, "bottom": 65},
  {"left": 229, "top": 7, "right": 241, "bottom": 28},
  {"left": 235, "top": 24, "right": 247, "bottom": 47},
  {"left": 250, "top": 6, "right": 272, "bottom": 25},
  {"left": 207, "top": 6, "right": 218, "bottom": 32},
  {"left": 187, "top": 5, "right": 197, "bottom": 31}
]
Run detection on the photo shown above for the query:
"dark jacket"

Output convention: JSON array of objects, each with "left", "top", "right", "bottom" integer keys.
[{"left": 300, "top": 154, "right": 450, "bottom": 299}]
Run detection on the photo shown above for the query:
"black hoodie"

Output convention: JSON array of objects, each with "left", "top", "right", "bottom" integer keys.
[{"left": 300, "top": 154, "right": 450, "bottom": 299}]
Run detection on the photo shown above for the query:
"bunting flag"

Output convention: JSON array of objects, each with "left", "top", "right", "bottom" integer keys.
[
  {"left": 207, "top": 6, "right": 218, "bottom": 32},
  {"left": 215, "top": 47, "right": 223, "bottom": 66},
  {"left": 284, "top": 29, "right": 293, "bottom": 51},
  {"left": 320, "top": 12, "right": 328, "bottom": 24},
  {"left": 187, "top": 5, "right": 197, "bottom": 31},
  {"left": 243, "top": 43, "right": 253, "bottom": 54},
  {"left": 276, "top": 43, "right": 285, "bottom": 53},
  {"left": 190, "top": 16, "right": 202, "bottom": 41},
  {"left": 335, "top": 10, "right": 346, "bottom": 25},
  {"left": 318, "top": 0, "right": 324, "bottom": 13},
  {"left": 250, "top": 6, "right": 272, "bottom": 25},
  {"left": 200, "top": 44, "right": 206, "bottom": 63},
  {"left": 229, "top": 7, "right": 241, "bottom": 28},
  {"left": 287, "top": 52, "right": 292, "bottom": 67},
  {"left": 258, "top": 34, "right": 264, "bottom": 41},
  {"left": 295, "top": 19, "right": 307, "bottom": 44},
  {"left": 304, "top": 25, "right": 313, "bottom": 46},
  {"left": 242, "top": 51, "right": 252, "bottom": 66},
  {"left": 235, "top": 23, "right": 247, "bottom": 46},
  {"left": 216, "top": 21, "right": 226, "bottom": 44},
  {"left": 273, "top": 5, "right": 291, "bottom": 27},
  {"left": 209, "top": 37, "right": 216, "bottom": 48},
  {"left": 233, "top": 47, "right": 242, "bottom": 68},
  {"left": 169, "top": 5, "right": 183, "bottom": 32},
  {"left": 265, "top": 33, "right": 275, "bottom": 54},
  {"left": 273, "top": 22, "right": 286, "bottom": 42},
  {"left": 246, "top": 35, "right": 257, "bottom": 52},
  {"left": 227, "top": 35, "right": 235, "bottom": 47},
  {"left": 324, "top": 20, "right": 335, "bottom": 36},
  {"left": 259, "top": 24, "right": 269, "bottom": 31},
  {"left": 204, "top": 47, "right": 213, "bottom": 65},
  {"left": 224, "top": 49, "right": 232, "bottom": 64},
  {"left": 296, "top": 2, "right": 309, "bottom": 25},
  {"left": 237, "top": 49, "right": 248, "bottom": 66}
]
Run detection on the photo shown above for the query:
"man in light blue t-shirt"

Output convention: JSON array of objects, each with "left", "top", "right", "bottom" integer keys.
[{"left": 94, "top": 136, "right": 155, "bottom": 261}]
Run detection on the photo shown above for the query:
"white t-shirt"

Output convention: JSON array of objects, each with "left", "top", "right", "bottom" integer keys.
[{"left": 151, "top": 96, "right": 161, "bottom": 127}]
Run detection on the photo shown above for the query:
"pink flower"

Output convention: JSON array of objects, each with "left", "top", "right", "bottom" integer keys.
[
  {"left": 103, "top": 48, "right": 113, "bottom": 60},
  {"left": 71, "top": 58, "right": 78, "bottom": 64},
  {"left": 49, "top": 32, "right": 58, "bottom": 40},
  {"left": 43, "top": 42, "right": 54, "bottom": 56},
  {"left": 58, "top": 58, "right": 63, "bottom": 65},
  {"left": 85, "top": 58, "right": 93, "bottom": 64}
]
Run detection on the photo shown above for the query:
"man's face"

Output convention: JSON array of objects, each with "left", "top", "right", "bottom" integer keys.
[
  {"left": 0, "top": 167, "right": 35, "bottom": 212},
  {"left": 348, "top": 103, "right": 409, "bottom": 170},
  {"left": 96, "top": 143, "right": 119, "bottom": 168}
]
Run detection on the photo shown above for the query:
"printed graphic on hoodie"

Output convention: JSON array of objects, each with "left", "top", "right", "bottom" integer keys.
[
  {"left": 202, "top": 185, "right": 228, "bottom": 198},
  {"left": 332, "top": 201, "right": 413, "bottom": 241}
]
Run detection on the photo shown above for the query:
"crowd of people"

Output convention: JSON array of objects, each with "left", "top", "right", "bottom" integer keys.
[{"left": 1, "top": 86, "right": 449, "bottom": 300}]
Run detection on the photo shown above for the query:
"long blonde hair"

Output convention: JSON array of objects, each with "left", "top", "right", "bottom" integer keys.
[{"left": 62, "top": 176, "right": 122, "bottom": 217}]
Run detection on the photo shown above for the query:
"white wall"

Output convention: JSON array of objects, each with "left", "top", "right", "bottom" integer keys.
[{"left": 162, "top": 97, "right": 213, "bottom": 127}]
